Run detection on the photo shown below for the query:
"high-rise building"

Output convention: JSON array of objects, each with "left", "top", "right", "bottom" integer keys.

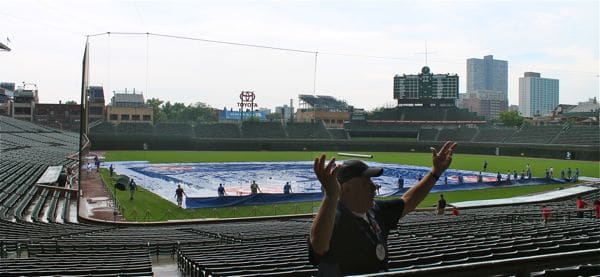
[
  {"left": 460, "top": 90, "right": 508, "bottom": 120},
  {"left": 467, "top": 55, "right": 508, "bottom": 97},
  {"left": 518, "top": 72, "right": 559, "bottom": 117},
  {"left": 464, "top": 55, "right": 508, "bottom": 120}
]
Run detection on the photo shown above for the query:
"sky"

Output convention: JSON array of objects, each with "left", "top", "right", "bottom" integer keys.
[{"left": 1, "top": 0, "right": 598, "bottom": 111}]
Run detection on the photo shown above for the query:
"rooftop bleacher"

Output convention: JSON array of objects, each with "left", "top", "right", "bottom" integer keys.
[{"left": 298, "top": 94, "right": 349, "bottom": 111}]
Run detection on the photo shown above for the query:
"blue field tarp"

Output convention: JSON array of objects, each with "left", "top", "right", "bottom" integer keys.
[
  {"left": 186, "top": 192, "right": 324, "bottom": 208},
  {"left": 388, "top": 178, "right": 566, "bottom": 196},
  {"left": 186, "top": 178, "right": 567, "bottom": 208}
]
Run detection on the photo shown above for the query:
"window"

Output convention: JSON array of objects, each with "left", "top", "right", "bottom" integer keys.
[
  {"left": 132, "top": 115, "right": 140, "bottom": 121},
  {"left": 121, "top": 114, "right": 130, "bottom": 120},
  {"left": 143, "top": 115, "right": 151, "bottom": 121},
  {"left": 109, "top": 114, "right": 118, "bottom": 120},
  {"left": 90, "top": 106, "right": 103, "bottom": 115}
]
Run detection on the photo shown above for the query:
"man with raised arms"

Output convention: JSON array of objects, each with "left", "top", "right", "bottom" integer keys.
[{"left": 309, "top": 141, "right": 457, "bottom": 275}]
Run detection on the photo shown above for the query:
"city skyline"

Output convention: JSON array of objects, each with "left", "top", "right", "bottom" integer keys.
[{"left": 0, "top": 0, "right": 598, "bottom": 111}]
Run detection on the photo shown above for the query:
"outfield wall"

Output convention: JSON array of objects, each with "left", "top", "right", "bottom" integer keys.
[{"left": 90, "top": 135, "right": 599, "bottom": 161}]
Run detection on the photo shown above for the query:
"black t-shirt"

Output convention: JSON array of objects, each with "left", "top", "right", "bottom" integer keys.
[
  {"left": 309, "top": 199, "right": 405, "bottom": 276},
  {"left": 438, "top": 199, "right": 446, "bottom": 209},
  {"left": 176, "top": 188, "right": 184, "bottom": 197}
]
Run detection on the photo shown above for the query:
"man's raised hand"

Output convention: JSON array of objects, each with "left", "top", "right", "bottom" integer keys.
[
  {"left": 431, "top": 141, "right": 458, "bottom": 175},
  {"left": 313, "top": 154, "right": 342, "bottom": 199}
]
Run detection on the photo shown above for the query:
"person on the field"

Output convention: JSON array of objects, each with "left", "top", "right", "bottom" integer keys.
[
  {"left": 250, "top": 180, "right": 261, "bottom": 195},
  {"left": 437, "top": 194, "right": 446, "bottom": 215},
  {"left": 129, "top": 178, "right": 137, "bottom": 200},
  {"left": 496, "top": 172, "right": 502, "bottom": 184},
  {"left": 457, "top": 173, "right": 463, "bottom": 184},
  {"left": 218, "top": 183, "right": 226, "bottom": 197},
  {"left": 397, "top": 176, "right": 404, "bottom": 189},
  {"left": 283, "top": 182, "right": 292, "bottom": 194},
  {"left": 109, "top": 164, "right": 114, "bottom": 177},
  {"left": 477, "top": 172, "right": 483, "bottom": 183},
  {"left": 567, "top": 168, "right": 572, "bottom": 180},
  {"left": 513, "top": 170, "right": 518, "bottom": 181},
  {"left": 483, "top": 160, "right": 488, "bottom": 171},
  {"left": 175, "top": 185, "right": 187, "bottom": 208},
  {"left": 309, "top": 141, "right": 457, "bottom": 275}
]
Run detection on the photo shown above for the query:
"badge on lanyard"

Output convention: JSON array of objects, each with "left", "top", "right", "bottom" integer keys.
[
  {"left": 368, "top": 212, "right": 386, "bottom": 261},
  {"left": 376, "top": 244, "right": 386, "bottom": 261}
]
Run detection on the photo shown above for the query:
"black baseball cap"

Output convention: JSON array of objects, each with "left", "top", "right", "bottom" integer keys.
[{"left": 337, "top": 160, "right": 384, "bottom": 184}]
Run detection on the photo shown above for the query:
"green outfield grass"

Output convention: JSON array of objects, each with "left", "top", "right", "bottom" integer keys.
[{"left": 100, "top": 149, "right": 597, "bottom": 222}]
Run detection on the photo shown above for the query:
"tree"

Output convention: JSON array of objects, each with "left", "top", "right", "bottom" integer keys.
[
  {"left": 266, "top": 112, "right": 282, "bottom": 122},
  {"left": 499, "top": 110, "right": 524, "bottom": 127},
  {"left": 146, "top": 98, "right": 165, "bottom": 123},
  {"left": 64, "top": 100, "right": 77, "bottom": 105},
  {"left": 244, "top": 116, "right": 260, "bottom": 123}
]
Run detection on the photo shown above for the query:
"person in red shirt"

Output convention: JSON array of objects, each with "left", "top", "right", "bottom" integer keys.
[
  {"left": 452, "top": 206, "right": 459, "bottom": 216},
  {"left": 594, "top": 200, "right": 600, "bottom": 219},
  {"left": 576, "top": 196, "right": 588, "bottom": 218},
  {"left": 541, "top": 205, "right": 552, "bottom": 223}
]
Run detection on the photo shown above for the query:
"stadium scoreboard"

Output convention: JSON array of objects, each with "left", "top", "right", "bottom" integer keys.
[{"left": 393, "top": 66, "right": 458, "bottom": 105}]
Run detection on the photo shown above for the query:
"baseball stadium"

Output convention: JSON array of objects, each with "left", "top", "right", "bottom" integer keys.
[{"left": 1, "top": 16, "right": 600, "bottom": 277}]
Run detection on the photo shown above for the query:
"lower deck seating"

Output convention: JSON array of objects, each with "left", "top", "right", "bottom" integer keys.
[{"left": 0, "top": 250, "right": 153, "bottom": 276}]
